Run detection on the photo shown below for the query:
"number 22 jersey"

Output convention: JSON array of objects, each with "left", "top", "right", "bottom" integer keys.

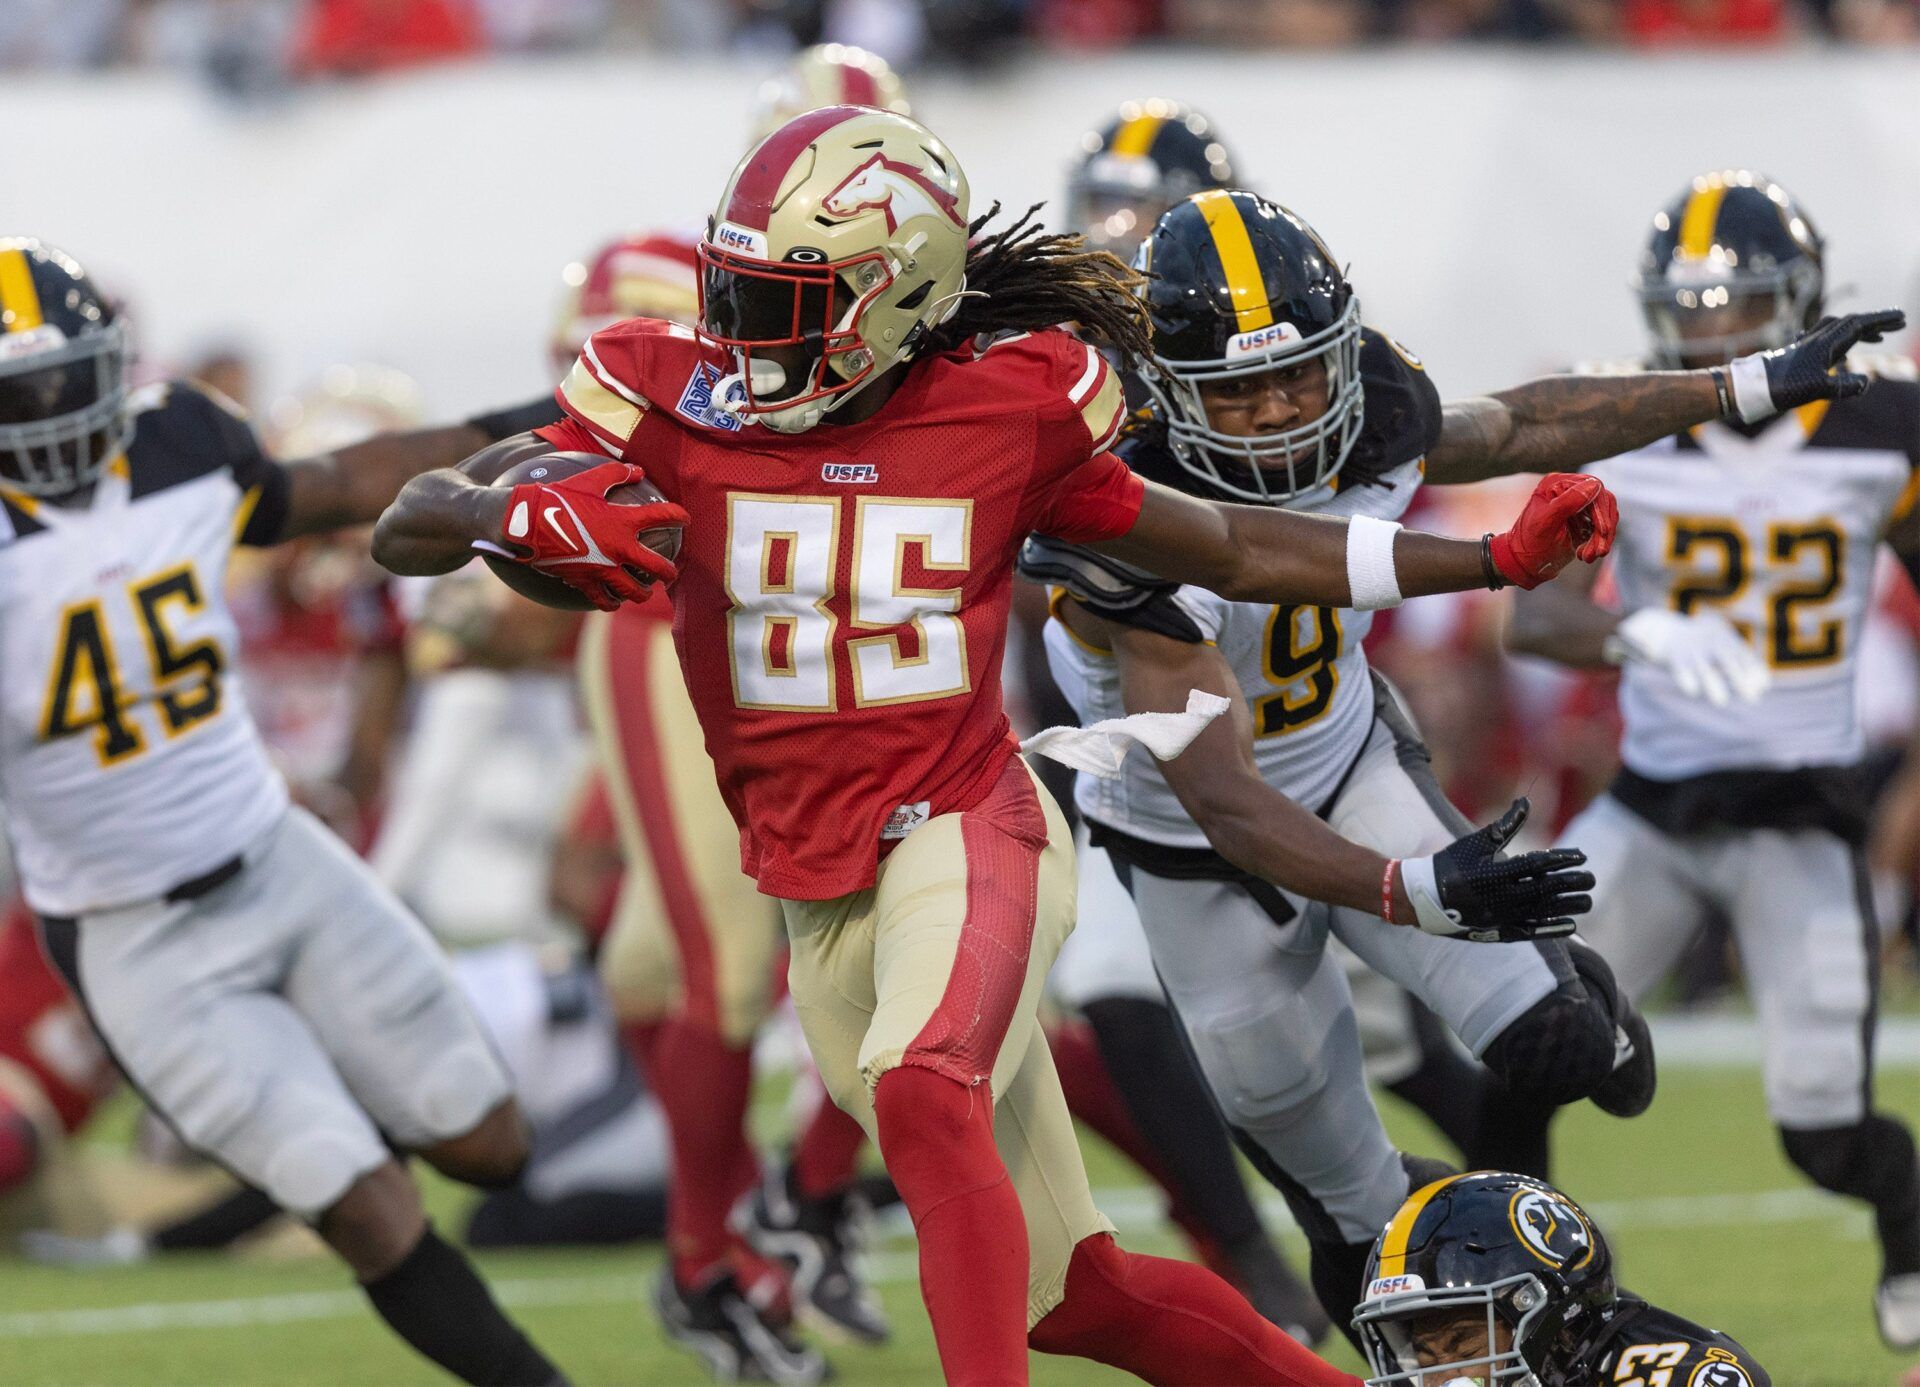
[
  {"left": 539, "top": 319, "right": 1140, "bottom": 901},
  {"left": 0, "top": 383, "right": 292, "bottom": 917}
]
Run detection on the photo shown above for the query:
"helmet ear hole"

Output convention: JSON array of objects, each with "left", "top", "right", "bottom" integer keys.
[{"left": 896, "top": 282, "right": 933, "bottom": 311}]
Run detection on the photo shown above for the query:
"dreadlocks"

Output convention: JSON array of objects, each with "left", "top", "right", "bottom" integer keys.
[{"left": 921, "top": 203, "right": 1157, "bottom": 366}]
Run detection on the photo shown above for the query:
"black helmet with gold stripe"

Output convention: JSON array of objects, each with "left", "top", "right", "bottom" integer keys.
[
  {"left": 1352, "top": 1172, "right": 1616, "bottom": 1387},
  {"left": 1066, "top": 99, "right": 1236, "bottom": 255},
  {"left": 0, "top": 239, "right": 131, "bottom": 497},
  {"left": 1638, "top": 170, "right": 1824, "bottom": 369},
  {"left": 1133, "top": 189, "right": 1364, "bottom": 505}
]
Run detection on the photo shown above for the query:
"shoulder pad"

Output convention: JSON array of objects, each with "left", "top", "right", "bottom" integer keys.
[
  {"left": 127, "top": 380, "right": 264, "bottom": 500},
  {"left": 1019, "top": 535, "right": 1206, "bottom": 643},
  {"left": 1019, "top": 534, "right": 1170, "bottom": 609},
  {"left": 1343, "top": 327, "right": 1442, "bottom": 488},
  {"left": 561, "top": 317, "right": 723, "bottom": 447}
]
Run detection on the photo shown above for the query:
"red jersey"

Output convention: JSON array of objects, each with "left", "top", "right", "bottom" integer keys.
[{"left": 540, "top": 320, "right": 1140, "bottom": 899}]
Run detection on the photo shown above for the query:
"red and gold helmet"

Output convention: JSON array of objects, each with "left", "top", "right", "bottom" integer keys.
[
  {"left": 700, "top": 106, "right": 970, "bottom": 434},
  {"left": 750, "top": 44, "right": 911, "bottom": 144},
  {"left": 551, "top": 233, "right": 700, "bottom": 374}
]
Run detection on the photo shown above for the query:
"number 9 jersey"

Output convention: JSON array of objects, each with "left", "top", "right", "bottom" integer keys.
[
  {"left": 0, "top": 383, "right": 292, "bottom": 917},
  {"left": 1586, "top": 357, "right": 1920, "bottom": 783}
]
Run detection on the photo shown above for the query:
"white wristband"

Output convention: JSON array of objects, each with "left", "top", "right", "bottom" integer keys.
[
  {"left": 1726, "top": 352, "right": 1775, "bottom": 424},
  {"left": 1346, "top": 515, "right": 1404, "bottom": 611}
]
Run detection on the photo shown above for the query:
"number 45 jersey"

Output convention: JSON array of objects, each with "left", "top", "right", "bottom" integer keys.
[
  {"left": 538, "top": 318, "right": 1141, "bottom": 901},
  {"left": 1587, "top": 359, "right": 1920, "bottom": 782},
  {"left": 0, "top": 383, "right": 292, "bottom": 917}
]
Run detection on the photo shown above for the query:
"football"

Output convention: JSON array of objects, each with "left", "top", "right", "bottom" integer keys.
[{"left": 482, "top": 452, "right": 683, "bottom": 611}]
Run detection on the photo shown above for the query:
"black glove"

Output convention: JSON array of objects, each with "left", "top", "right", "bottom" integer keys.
[
  {"left": 1396, "top": 799, "right": 1593, "bottom": 943},
  {"left": 1723, "top": 308, "right": 1907, "bottom": 421}
]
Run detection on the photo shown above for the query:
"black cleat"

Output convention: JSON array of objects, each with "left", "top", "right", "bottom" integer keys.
[
  {"left": 1571, "top": 941, "right": 1657, "bottom": 1119},
  {"left": 734, "top": 1161, "right": 891, "bottom": 1345},
  {"left": 651, "top": 1267, "right": 831, "bottom": 1384}
]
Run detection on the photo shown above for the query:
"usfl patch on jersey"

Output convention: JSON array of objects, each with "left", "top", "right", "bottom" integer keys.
[{"left": 675, "top": 362, "right": 746, "bottom": 432}]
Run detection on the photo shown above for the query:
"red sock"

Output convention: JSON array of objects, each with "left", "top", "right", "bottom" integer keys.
[
  {"left": 874, "top": 1065, "right": 1029, "bottom": 1386},
  {"left": 1030, "top": 1234, "right": 1361, "bottom": 1387},
  {"left": 792, "top": 1096, "right": 867, "bottom": 1201},
  {"left": 0, "top": 1105, "right": 37, "bottom": 1194},
  {"left": 650, "top": 1016, "right": 758, "bottom": 1287}
]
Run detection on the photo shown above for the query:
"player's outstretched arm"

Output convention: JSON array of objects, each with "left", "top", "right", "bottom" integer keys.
[
  {"left": 275, "top": 397, "right": 563, "bottom": 541},
  {"left": 1092, "top": 472, "right": 1614, "bottom": 608},
  {"left": 1103, "top": 616, "right": 1590, "bottom": 940},
  {"left": 1426, "top": 308, "right": 1907, "bottom": 484},
  {"left": 371, "top": 435, "right": 550, "bottom": 575}
]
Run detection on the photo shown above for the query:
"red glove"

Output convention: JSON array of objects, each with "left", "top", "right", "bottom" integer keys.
[
  {"left": 499, "top": 462, "right": 687, "bottom": 610},
  {"left": 1487, "top": 473, "right": 1618, "bottom": 589}
]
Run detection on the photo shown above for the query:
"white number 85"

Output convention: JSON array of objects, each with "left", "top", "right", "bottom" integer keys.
[{"left": 724, "top": 493, "right": 973, "bottom": 712}]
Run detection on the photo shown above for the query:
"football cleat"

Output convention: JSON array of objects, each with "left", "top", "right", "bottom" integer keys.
[
  {"left": 1569, "top": 940, "right": 1657, "bottom": 1119},
  {"left": 1878, "top": 1271, "right": 1920, "bottom": 1350},
  {"left": 651, "top": 1267, "right": 831, "bottom": 1385},
  {"left": 735, "top": 1161, "right": 890, "bottom": 1345}
]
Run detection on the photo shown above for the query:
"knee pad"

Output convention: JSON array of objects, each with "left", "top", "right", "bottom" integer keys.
[
  {"left": 414, "top": 1048, "right": 510, "bottom": 1145},
  {"left": 1480, "top": 976, "right": 1616, "bottom": 1108},
  {"left": 1782, "top": 1117, "right": 1919, "bottom": 1204}
]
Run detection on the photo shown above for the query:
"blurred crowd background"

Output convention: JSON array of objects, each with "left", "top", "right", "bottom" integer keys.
[{"left": 4, "top": 0, "right": 1919, "bottom": 90}]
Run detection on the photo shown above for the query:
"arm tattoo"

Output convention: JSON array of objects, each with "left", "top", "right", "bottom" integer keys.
[{"left": 1428, "top": 371, "right": 1719, "bottom": 484}]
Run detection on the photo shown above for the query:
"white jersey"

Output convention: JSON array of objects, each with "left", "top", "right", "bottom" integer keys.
[
  {"left": 1034, "top": 328, "right": 1442, "bottom": 848},
  {"left": 1590, "top": 368, "right": 1920, "bottom": 780},
  {"left": 0, "top": 383, "right": 293, "bottom": 916}
]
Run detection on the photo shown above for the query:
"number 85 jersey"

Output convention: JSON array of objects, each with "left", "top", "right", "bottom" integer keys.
[
  {"left": 0, "top": 383, "right": 291, "bottom": 917},
  {"left": 1588, "top": 362, "right": 1920, "bottom": 780},
  {"left": 538, "top": 319, "right": 1142, "bottom": 901}
]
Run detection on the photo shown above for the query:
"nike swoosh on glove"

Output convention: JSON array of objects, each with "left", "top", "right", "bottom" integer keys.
[
  {"left": 1398, "top": 798, "right": 1595, "bottom": 943},
  {"left": 1725, "top": 308, "right": 1908, "bottom": 423},
  {"left": 1487, "top": 473, "right": 1618, "bottom": 589},
  {"left": 496, "top": 461, "right": 688, "bottom": 611}
]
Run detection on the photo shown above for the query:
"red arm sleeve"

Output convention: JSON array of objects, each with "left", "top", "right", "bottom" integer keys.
[{"left": 1023, "top": 330, "right": 1141, "bottom": 542}]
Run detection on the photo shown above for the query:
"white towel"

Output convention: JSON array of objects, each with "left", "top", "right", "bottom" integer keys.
[{"left": 1019, "top": 690, "right": 1230, "bottom": 780}]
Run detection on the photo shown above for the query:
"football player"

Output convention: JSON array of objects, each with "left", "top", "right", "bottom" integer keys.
[
  {"left": 1507, "top": 170, "right": 1920, "bottom": 1351},
  {"left": 373, "top": 106, "right": 1618, "bottom": 1387},
  {"left": 749, "top": 43, "right": 911, "bottom": 144},
  {"left": 1024, "top": 186, "right": 1896, "bottom": 1337},
  {"left": 560, "top": 232, "right": 880, "bottom": 1378},
  {"left": 1042, "top": 98, "right": 1330, "bottom": 1346},
  {"left": 1065, "top": 98, "right": 1236, "bottom": 255},
  {"left": 1353, "top": 1172, "right": 1768, "bottom": 1387},
  {"left": 0, "top": 239, "right": 576, "bottom": 1386}
]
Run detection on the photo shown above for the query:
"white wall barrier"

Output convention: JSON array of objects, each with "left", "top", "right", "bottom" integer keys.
[{"left": 3, "top": 48, "right": 1919, "bottom": 416}]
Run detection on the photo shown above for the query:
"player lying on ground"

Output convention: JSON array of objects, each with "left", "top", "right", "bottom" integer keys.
[
  {"left": 1354, "top": 1172, "right": 1767, "bottom": 1387},
  {"left": 1026, "top": 186, "right": 1901, "bottom": 1339},
  {"left": 372, "top": 106, "right": 1614, "bottom": 1387},
  {"left": 1507, "top": 169, "right": 1920, "bottom": 1352},
  {"left": 0, "top": 238, "right": 586, "bottom": 1386}
]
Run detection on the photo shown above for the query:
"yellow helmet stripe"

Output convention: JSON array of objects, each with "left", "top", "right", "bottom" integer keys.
[
  {"left": 1677, "top": 178, "right": 1730, "bottom": 259},
  {"left": 0, "top": 248, "right": 43, "bottom": 333},
  {"left": 1193, "top": 189, "right": 1274, "bottom": 333},
  {"left": 1108, "top": 113, "right": 1165, "bottom": 159},
  {"left": 1374, "top": 1175, "right": 1458, "bottom": 1280}
]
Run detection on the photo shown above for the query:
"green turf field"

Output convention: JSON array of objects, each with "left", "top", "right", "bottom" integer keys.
[{"left": 2, "top": 1063, "right": 1916, "bottom": 1387}]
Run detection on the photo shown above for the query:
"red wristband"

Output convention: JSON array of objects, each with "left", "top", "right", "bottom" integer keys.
[{"left": 1381, "top": 859, "right": 1400, "bottom": 923}]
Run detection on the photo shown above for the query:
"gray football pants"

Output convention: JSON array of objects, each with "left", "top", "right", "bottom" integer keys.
[
  {"left": 1126, "top": 691, "right": 1563, "bottom": 1244},
  {"left": 40, "top": 807, "right": 512, "bottom": 1218},
  {"left": 1560, "top": 792, "right": 1878, "bottom": 1128}
]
